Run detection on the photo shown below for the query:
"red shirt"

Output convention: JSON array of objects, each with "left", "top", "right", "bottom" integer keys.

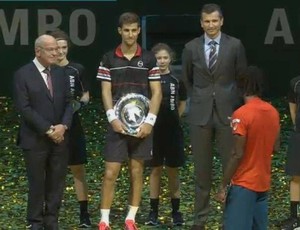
[{"left": 230, "top": 97, "right": 280, "bottom": 192}]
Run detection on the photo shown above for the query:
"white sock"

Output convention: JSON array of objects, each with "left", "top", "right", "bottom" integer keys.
[
  {"left": 100, "top": 209, "right": 110, "bottom": 225},
  {"left": 125, "top": 205, "right": 139, "bottom": 221}
]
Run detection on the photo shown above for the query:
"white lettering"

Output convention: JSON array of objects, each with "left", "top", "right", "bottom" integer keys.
[
  {"left": 170, "top": 83, "right": 176, "bottom": 110},
  {"left": 0, "top": 9, "right": 97, "bottom": 46},
  {"left": 265, "top": 8, "right": 294, "bottom": 44},
  {"left": 0, "top": 9, "right": 28, "bottom": 45},
  {"left": 38, "top": 9, "right": 62, "bottom": 35},
  {"left": 69, "top": 9, "right": 96, "bottom": 46}
]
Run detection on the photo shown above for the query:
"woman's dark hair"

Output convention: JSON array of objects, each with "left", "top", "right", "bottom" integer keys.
[
  {"left": 151, "top": 43, "right": 176, "bottom": 63},
  {"left": 48, "top": 29, "right": 71, "bottom": 48}
]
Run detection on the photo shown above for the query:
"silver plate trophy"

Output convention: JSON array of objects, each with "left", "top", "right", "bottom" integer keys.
[{"left": 114, "top": 93, "right": 150, "bottom": 136}]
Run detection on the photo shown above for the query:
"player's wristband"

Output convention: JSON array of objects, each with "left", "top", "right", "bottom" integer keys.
[
  {"left": 144, "top": 113, "right": 157, "bottom": 126},
  {"left": 106, "top": 109, "right": 117, "bottom": 123}
]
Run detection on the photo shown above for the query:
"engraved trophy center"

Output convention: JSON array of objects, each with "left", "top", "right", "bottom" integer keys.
[{"left": 114, "top": 93, "right": 150, "bottom": 136}]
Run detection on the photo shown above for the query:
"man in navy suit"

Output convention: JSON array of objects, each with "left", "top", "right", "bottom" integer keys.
[
  {"left": 181, "top": 3, "right": 247, "bottom": 229},
  {"left": 14, "top": 34, "right": 73, "bottom": 230}
]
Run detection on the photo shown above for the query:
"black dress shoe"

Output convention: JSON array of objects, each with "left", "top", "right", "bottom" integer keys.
[
  {"left": 26, "top": 224, "right": 43, "bottom": 230},
  {"left": 191, "top": 225, "right": 205, "bottom": 230},
  {"left": 44, "top": 223, "right": 59, "bottom": 230},
  {"left": 276, "top": 217, "right": 300, "bottom": 230}
]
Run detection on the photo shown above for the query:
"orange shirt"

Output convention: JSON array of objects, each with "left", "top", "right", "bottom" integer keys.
[{"left": 230, "top": 97, "right": 280, "bottom": 192}]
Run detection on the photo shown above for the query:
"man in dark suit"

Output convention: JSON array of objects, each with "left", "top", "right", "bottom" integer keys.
[
  {"left": 14, "top": 34, "right": 73, "bottom": 230},
  {"left": 181, "top": 3, "right": 247, "bottom": 229}
]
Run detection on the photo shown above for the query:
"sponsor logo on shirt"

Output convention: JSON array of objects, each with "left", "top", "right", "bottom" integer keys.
[
  {"left": 231, "top": 118, "right": 240, "bottom": 131},
  {"left": 137, "top": 60, "right": 143, "bottom": 68}
]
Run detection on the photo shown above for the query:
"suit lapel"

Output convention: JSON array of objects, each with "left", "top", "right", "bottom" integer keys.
[
  {"left": 31, "top": 63, "right": 53, "bottom": 101},
  {"left": 197, "top": 36, "right": 212, "bottom": 80}
]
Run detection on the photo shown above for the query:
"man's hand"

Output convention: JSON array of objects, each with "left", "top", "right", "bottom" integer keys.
[
  {"left": 111, "top": 119, "right": 127, "bottom": 134},
  {"left": 135, "top": 123, "right": 153, "bottom": 138},
  {"left": 48, "top": 124, "right": 66, "bottom": 143},
  {"left": 215, "top": 185, "right": 227, "bottom": 203}
]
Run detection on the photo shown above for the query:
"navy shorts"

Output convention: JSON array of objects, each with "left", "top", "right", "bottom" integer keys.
[
  {"left": 103, "top": 125, "right": 153, "bottom": 163},
  {"left": 146, "top": 123, "right": 185, "bottom": 168},
  {"left": 68, "top": 113, "right": 87, "bottom": 165}
]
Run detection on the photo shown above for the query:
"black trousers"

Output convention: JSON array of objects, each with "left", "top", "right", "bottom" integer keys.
[{"left": 23, "top": 141, "right": 69, "bottom": 230}]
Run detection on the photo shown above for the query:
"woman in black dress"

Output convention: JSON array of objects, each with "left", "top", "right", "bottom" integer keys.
[
  {"left": 50, "top": 29, "right": 91, "bottom": 228},
  {"left": 145, "top": 43, "right": 187, "bottom": 226},
  {"left": 278, "top": 76, "right": 300, "bottom": 229}
]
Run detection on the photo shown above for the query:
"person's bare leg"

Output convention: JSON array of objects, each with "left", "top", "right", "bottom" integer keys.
[
  {"left": 150, "top": 166, "right": 163, "bottom": 198},
  {"left": 166, "top": 166, "right": 180, "bottom": 199},
  {"left": 166, "top": 166, "right": 184, "bottom": 225},
  {"left": 145, "top": 166, "right": 162, "bottom": 225},
  {"left": 101, "top": 161, "right": 121, "bottom": 208},
  {"left": 70, "top": 165, "right": 88, "bottom": 201},
  {"left": 128, "top": 158, "right": 144, "bottom": 206},
  {"left": 290, "top": 176, "right": 300, "bottom": 218},
  {"left": 278, "top": 176, "right": 300, "bottom": 228},
  {"left": 125, "top": 158, "right": 144, "bottom": 222},
  {"left": 70, "top": 164, "right": 90, "bottom": 226},
  {"left": 100, "top": 161, "right": 121, "bottom": 225},
  {"left": 290, "top": 176, "right": 300, "bottom": 201}
]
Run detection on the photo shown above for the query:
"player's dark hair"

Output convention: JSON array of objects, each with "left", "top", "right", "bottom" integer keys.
[
  {"left": 118, "top": 12, "right": 140, "bottom": 27},
  {"left": 240, "top": 66, "right": 265, "bottom": 97}
]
